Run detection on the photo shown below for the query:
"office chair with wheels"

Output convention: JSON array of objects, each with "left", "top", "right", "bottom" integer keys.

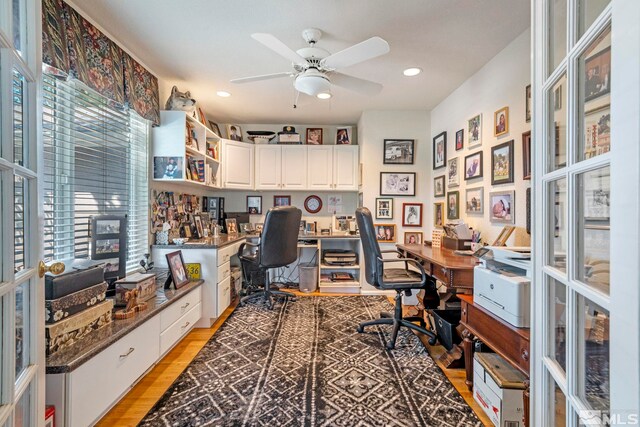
[
  {"left": 355, "top": 207, "right": 438, "bottom": 350},
  {"left": 238, "top": 206, "right": 302, "bottom": 309}
]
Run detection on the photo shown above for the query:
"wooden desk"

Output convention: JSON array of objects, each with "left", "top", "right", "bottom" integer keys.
[
  {"left": 459, "top": 294, "right": 530, "bottom": 426},
  {"left": 396, "top": 244, "right": 479, "bottom": 291}
]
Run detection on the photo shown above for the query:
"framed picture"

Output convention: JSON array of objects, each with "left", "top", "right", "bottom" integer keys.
[
  {"left": 525, "top": 84, "right": 532, "bottom": 123},
  {"left": 468, "top": 114, "right": 482, "bottom": 146},
  {"left": 375, "top": 198, "right": 393, "bottom": 219},
  {"left": 384, "top": 139, "right": 414, "bottom": 164},
  {"left": 226, "top": 124, "right": 243, "bottom": 141},
  {"left": 208, "top": 121, "right": 222, "bottom": 136},
  {"left": 225, "top": 218, "right": 238, "bottom": 234},
  {"left": 491, "top": 140, "right": 515, "bottom": 185},
  {"left": 153, "top": 156, "right": 183, "bottom": 180},
  {"left": 584, "top": 168, "right": 610, "bottom": 222},
  {"left": 465, "top": 187, "right": 484, "bottom": 214},
  {"left": 584, "top": 105, "right": 611, "bottom": 158},
  {"left": 434, "top": 176, "right": 445, "bottom": 197},
  {"left": 490, "top": 191, "right": 515, "bottom": 224},
  {"left": 433, "top": 131, "right": 447, "bottom": 169},
  {"left": 193, "top": 215, "right": 204, "bottom": 238},
  {"left": 402, "top": 203, "right": 423, "bottom": 227},
  {"left": 380, "top": 172, "right": 416, "bottom": 196},
  {"left": 404, "top": 232, "right": 423, "bottom": 245},
  {"left": 246, "top": 195, "right": 262, "bottom": 214},
  {"left": 208, "top": 197, "right": 219, "bottom": 220},
  {"left": 494, "top": 106, "right": 509, "bottom": 137},
  {"left": 274, "top": 195, "right": 291, "bottom": 207},
  {"left": 447, "top": 191, "right": 460, "bottom": 220},
  {"left": 492, "top": 225, "right": 516, "bottom": 246},
  {"left": 183, "top": 224, "right": 192, "bottom": 238},
  {"left": 455, "top": 129, "right": 464, "bottom": 151},
  {"left": 585, "top": 46, "right": 611, "bottom": 102},
  {"left": 433, "top": 203, "right": 445, "bottom": 228},
  {"left": 375, "top": 224, "right": 396, "bottom": 243},
  {"left": 306, "top": 128, "right": 323, "bottom": 145},
  {"left": 336, "top": 126, "right": 352, "bottom": 145},
  {"left": 166, "top": 250, "right": 190, "bottom": 289},
  {"left": 522, "top": 131, "right": 532, "bottom": 180},
  {"left": 447, "top": 157, "right": 459, "bottom": 187},
  {"left": 464, "top": 151, "right": 483, "bottom": 180},
  {"left": 90, "top": 215, "right": 127, "bottom": 281}
]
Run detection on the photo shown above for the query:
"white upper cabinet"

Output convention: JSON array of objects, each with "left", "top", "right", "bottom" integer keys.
[
  {"left": 222, "top": 139, "right": 254, "bottom": 189},
  {"left": 333, "top": 145, "right": 358, "bottom": 191},
  {"left": 281, "top": 146, "right": 308, "bottom": 189},
  {"left": 254, "top": 145, "right": 282, "bottom": 190},
  {"left": 307, "top": 146, "right": 334, "bottom": 190}
]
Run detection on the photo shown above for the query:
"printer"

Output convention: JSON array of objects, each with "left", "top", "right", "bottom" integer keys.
[
  {"left": 474, "top": 246, "right": 531, "bottom": 328},
  {"left": 323, "top": 250, "right": 358, "bottom": 266}
]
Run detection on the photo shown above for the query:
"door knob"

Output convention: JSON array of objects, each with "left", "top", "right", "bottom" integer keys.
[{"left": 39, "top": 261, "right": 65, "bottom": 278}]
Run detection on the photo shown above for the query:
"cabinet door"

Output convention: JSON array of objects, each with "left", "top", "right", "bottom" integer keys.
[
  {"left": 255, "top": 145, "right": 282, "bottom": 189},
  {"left": 222, "top": 139, "right": 254, "bottom": 189},
  {"left": 333, "top": 145, "right": 359, "bottom": 190},
  {"left": 307, "top": 146, "right": 333, "bottom": 190},
  {"left": 281, "top": 146, "right": 308, "bottom": 189}
]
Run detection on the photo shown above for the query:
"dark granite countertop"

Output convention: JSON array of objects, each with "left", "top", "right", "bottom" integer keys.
[
  {"left": 297, "top": 232, "right": 360, "bottom": 239},
  {"left": 46, "top": 280, "right": 204, "bottom": 374},
  {"left": 152, "top": 234, "right": 247, "bottom": 249}
]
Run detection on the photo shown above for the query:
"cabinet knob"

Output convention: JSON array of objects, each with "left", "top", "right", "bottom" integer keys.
[{"left": 119, "top": 347, "right": 135, "bottom": 358}]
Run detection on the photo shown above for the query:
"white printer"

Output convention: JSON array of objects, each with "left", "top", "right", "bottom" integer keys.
[{"left": 474, "top": 246, "right": 531, "bottom": 328}]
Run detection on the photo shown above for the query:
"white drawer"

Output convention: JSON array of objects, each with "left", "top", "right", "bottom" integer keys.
[
  {"left": 160, "top": 302, "right": 202, "bottom": 355},
  {"left": 217, "top": 261, "right": 231, "bottom": 283},
  {"left": 160, "top": 287, "right": 201, "bottom": 332},
  {"left": 67, "top": 315, "right": 160, "bottom": 427},
  {"left": 217, "top": 244, "right": 236, "bottom": 266},
  {"left": 217, "top": 276, "right": 232, "bottom": 316}
]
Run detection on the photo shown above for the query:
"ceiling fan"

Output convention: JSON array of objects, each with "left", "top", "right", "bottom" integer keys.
[{"left": 230, "top": 28, "right": 390, "bottom": 98}]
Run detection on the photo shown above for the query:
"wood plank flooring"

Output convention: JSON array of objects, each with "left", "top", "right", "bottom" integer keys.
[{"left": 97, "top": 291, "right": 491, "bottom": 426}]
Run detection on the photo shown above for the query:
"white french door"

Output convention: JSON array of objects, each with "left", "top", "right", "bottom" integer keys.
[
  {"left": 0, "top": 0, "right": 44, "bottom": 426},
  {"left": 532, "top": 0, "right": 640, "bottom": 425}
]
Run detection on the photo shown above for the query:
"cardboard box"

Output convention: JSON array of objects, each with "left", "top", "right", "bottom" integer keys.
[{"left": 473, "top": 353, "right": 526, "bottom": 427}]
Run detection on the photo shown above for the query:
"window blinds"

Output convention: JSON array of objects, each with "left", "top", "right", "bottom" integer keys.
[{"left": 43, "top": 74, "right": 149, "bottom": 273}]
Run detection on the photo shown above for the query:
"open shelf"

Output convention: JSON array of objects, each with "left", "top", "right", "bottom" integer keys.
[
  {"left": 320, "top": 263, "right": 359, "bottom": 269},
  {"left": 319, "top": 280, "right": 360, "bottom": 286}
]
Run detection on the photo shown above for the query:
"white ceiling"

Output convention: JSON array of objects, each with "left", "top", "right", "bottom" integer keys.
[{"left": 75, "top": 0, "right": 530, "bottom": 125}]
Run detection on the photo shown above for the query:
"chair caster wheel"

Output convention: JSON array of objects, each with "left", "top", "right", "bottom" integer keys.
[
  {"left": 356, "top": 325, "right": 364, "bottom": 333},
  {"left": 428, "top": 337, "right": 437, "bottom": 346},
  {"left": 386, "top": 342, "right": 395, "bottom": 350}
]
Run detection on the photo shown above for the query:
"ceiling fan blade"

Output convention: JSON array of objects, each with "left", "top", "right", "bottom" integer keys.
[
  {"left": 331, "top": 72, "right": 383, "bottom": 95},
  {"left": 251, "top": 33, "right": 308, "bottom": 66},
  {"left": 230, "top": 72, "right": 293, "bottom": 84},
  {"left": 321, "top": 36, "right": 390, "bottom": 69}
]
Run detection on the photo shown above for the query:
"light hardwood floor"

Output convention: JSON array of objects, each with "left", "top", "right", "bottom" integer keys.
[{"left": 97, "top": 291, "right": 491, "bottom": 426}]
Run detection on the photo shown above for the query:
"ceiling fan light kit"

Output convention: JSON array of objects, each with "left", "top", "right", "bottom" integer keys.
[{"left": 231, "top": 28, "right": 390, "bottom": 101}]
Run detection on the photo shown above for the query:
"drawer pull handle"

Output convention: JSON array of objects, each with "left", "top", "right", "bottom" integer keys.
[
  {"left": 119, "top": 347, "right": 135, "bottom": 358},
  {"left": 181, "top": 302, "right": 190, "bottom": 310},
  {"left": 181, "top": 321, "right": 191, "bottom": 330}
]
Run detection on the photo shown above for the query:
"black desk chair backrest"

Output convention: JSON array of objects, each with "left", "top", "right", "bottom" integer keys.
[
  {"left": 260, "top": 206, "right": 302, "bottom": 268},
  {"left": 356, "top": 207, "right": 383, "bottom": 287}
]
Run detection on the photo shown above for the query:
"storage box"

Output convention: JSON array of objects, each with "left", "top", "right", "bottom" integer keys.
[
  {"left": 114, "top": 273, "right": 157, "bottom": 306},
  {"left": 473, "top": 353, "right": 527, "bottom": 427},
  {"left": 45, "top": 282, "right": 108, "bottom": 324},
  {"left": 45, "top": 299, "right": 114, "bottom": 355},
  {"left": 432, "top": 309, "right": 462, "bottom": 351},
  {"left": 44, "top": 265, "right": 104, "bottom": 300},
  {"left": 442, "top": 236, "right": 472, "bottom": 250}
]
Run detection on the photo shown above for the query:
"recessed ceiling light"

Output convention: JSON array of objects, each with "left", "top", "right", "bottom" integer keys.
[
  {"left": 216, "top": 91, "right": 231, "bottom": 97},
  {"left": 317, "top": 92, "right": 332, "bottom": 99},
  {"left": 403, "top": 67, "right": 422, "bottom": 77}
]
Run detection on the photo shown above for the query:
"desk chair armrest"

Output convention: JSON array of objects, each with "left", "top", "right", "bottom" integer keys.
[
  {"left": 380, "top": 249, "right": 408, "bottom": 269},
  {"left": 376, "top": 256, "right": 426, "bottom": 284},
  {"left": 238, "top": 241, "right": 260, "bottom": 263}
]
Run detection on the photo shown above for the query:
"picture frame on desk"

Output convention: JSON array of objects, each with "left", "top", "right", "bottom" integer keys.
[
  {"left": 166, "top": 250, "right": 190, "bottom": 289},
  {"left": 193, "top": 215, "right": 205, "bottom": 238}
]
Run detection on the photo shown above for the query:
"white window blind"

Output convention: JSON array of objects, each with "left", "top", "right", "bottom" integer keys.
[{"left": 42, "top": 74, "right": 149, "bottom": 273}]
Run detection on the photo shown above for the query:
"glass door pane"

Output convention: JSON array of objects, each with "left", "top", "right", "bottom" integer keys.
[
  {"left": 548, "top": 75, "right": 567, "bottom": 172},
  {"left": 14, "top": 176, "right": 26, "bottom": 274},
  {"left": 577, "top": 166, "right": 610, "bottom": 294},
  {"left": 549, "top": 0, "right": 568, "bottom": 75},
  {"left": 548, "top": 178, "right": 567, "bottom": 271},
  {"left": 578, "top": 0, "right": 611, "bottom": 39},
  {"left": 550, "top": 375, "right": 567, "bottom": 426},
  {"left": 13, "top": 69, "right": 25, "bottom": 167},
  {"left": 14, "top": 385, "right": 30, "bottom": 427},
  {"left": 579, "top": 27, "right": 611, "bottom": 162},
  {"left": 15, "top": 282, "right": 30, "bottom": 381},
  {"left": 549, "top": 277, "right": 567, "bottom": 371},
  {"left": 577, "top": 295, "right": 609, "bottom": 411}
]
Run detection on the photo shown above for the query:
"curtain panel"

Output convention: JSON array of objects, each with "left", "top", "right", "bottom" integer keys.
[{"left": 41, "top": 0, "right": 160, "bottom": 125}]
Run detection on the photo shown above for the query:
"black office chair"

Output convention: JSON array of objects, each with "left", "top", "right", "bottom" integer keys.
[
  {"left": 238, "top": 206, "right": 302, "bottom": 309},
  {"left": 355, "top": 207, "right": 438, "bottom": 350}
]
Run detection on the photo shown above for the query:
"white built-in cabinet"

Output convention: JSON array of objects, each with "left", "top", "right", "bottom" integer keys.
[
  {"left": 333, "top": 145, "right": 359, "bottom": 190},
  {"left": 307, "top": 146, "right": 334, "bottom": 190},
  {"left": 281, "top": 146, "right": 308, "bottom": 189},
  {"left": 255, "top": 145, "right": 308, "bottom": 190},
  {"left": 222, "top": 139, "right": 255, "bottom": 189}
]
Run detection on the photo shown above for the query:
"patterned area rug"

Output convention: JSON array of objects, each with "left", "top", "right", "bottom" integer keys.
[{"left": 140, "top": 296, "right": 481, "bottom": 426}]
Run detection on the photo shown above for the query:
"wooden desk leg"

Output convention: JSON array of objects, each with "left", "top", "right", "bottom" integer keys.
[
  {"left": 523, "top": 380, "right": 530, "bottom": 427},
  {"left": 461, "top": 328, "right": 474, "bottom": 391}
]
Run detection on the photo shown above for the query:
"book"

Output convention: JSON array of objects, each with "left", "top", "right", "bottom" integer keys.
[{"left": 331, "top": 272, "right": 354, "bottom": 281}]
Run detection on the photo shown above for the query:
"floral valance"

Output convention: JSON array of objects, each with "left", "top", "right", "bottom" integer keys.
[{"left": 41, "top": 0, "right": 160, "bottom": 125}]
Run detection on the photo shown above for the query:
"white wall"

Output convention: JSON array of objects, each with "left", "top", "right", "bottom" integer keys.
[
  {"left": 358, "top": 110, "right": 431, "bottom": 247},
  {"left": 428, "top": 29, "right": 531, "bottom": 246}
]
